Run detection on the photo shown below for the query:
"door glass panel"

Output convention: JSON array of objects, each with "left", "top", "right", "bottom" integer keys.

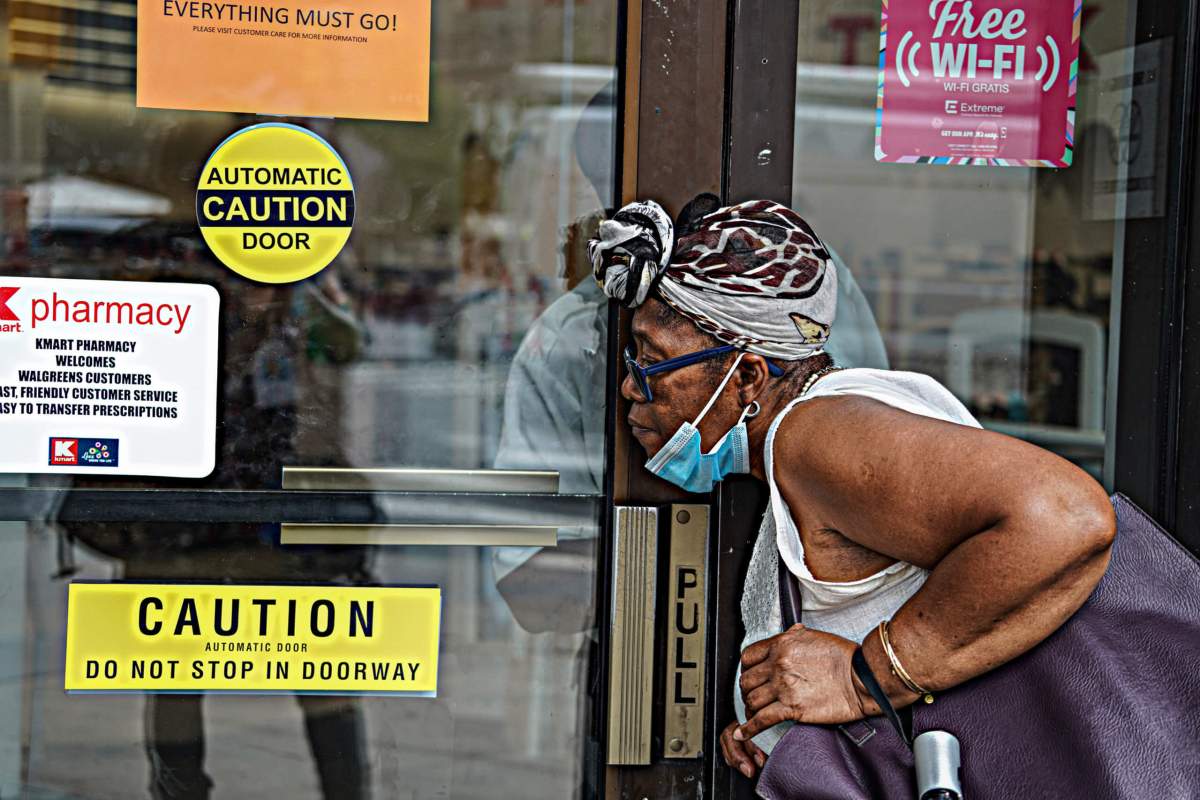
[
  {"left": 7, "top": 8, "right": 617, "bottom": 490},
  {"left": 793, "top": 0, "right": 1158, "bottom": 484},
  {"left": 0, "top": 0, "right": 619, "bottom": 796}
]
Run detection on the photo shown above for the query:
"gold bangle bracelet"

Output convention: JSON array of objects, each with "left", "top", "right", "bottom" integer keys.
[{"left": 876, "top": 620, "right": 934, "bottom": 703}]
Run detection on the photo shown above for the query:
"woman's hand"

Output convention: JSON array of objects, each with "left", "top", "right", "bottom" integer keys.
[
  {"left": 720, "top": 720, "right": 766, "bottom": 779},
  {"left": 735, "top": 624, "right": 867, "bottom": 741}
]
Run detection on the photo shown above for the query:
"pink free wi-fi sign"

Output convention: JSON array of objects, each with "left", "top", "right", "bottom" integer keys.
[{"left": 875, "top": 0, "right": 1081, "bottom": 167}]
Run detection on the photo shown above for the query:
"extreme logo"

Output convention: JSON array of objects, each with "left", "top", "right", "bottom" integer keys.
[{"left": 196, "top": 123, "right": 355, "bottom": 283}]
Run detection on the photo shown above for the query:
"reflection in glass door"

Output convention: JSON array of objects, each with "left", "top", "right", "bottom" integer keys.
[
  {"left": 0, "top": 1, "right": 620, "bottom": 797},
  {"left": 789, "top": 0, "right": 1161, "bottom": 484}
]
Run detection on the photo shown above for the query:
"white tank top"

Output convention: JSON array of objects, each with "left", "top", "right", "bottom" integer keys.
[{"left": 734, "top": 368, "right": 982, "bottom": 753}]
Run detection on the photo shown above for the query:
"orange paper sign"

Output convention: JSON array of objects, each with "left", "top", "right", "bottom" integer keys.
[{"left": 137, "top": 0, "right": 430, "bottom": 122}]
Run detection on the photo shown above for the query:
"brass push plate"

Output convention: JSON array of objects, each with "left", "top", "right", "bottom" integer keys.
[{"left": 663, "top": 504, "right": 708, "bottom": 759}]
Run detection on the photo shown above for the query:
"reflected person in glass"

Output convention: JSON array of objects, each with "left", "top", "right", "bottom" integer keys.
[{"left": 491, "top": 90, "right": 889, "bottom": 634}]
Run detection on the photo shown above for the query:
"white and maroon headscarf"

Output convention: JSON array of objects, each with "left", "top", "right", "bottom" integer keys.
[{"left": 589, "top": 197, "right": 837, "bottom": 360}]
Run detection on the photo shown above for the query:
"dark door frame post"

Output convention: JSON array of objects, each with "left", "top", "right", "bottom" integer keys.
[
  {"left": 1112, "top": 0, "right": 1200, "bottom": 552},
  {"left": 602, "top": 0, "right": 733, "bottom": 797},
  {"left": 707, "top": 3, "right": 801, "bottom": 797}
]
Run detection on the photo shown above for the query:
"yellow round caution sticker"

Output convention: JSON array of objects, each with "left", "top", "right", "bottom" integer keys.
[{"left": 196, "top": 123, "right": 354, "bottom": 284}]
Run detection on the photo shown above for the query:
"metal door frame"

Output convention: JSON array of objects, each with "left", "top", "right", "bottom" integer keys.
[
  {"left": 600, "top": 0, "right": 1200, "bottom": 795},
  {"left": 599, "top": 1, "right": 798, "bottom": 796},
  {"left": 1126, "top": 0, "right": 1200, "bottom": 551}
]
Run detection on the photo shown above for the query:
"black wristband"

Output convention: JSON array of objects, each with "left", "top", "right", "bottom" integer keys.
[{"left": 852, "top": 646, "right": 911, "bottom": 748}]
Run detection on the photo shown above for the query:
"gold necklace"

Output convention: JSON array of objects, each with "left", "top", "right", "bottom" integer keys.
[{"left": 800, "top": 364, "right": 841, "bottom": 397}]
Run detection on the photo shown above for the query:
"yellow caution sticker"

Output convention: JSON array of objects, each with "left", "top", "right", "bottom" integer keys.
[
  {"left": 65, "top": 583, "right": 440, "bottom": 696},
  {"left": 196, "top": 123, "right": 355, "bottom": 284}
]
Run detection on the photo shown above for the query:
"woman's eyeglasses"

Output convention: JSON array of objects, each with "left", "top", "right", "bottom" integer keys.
[{"left": 623, "top": 344, "right": 783, "bottom": 402}]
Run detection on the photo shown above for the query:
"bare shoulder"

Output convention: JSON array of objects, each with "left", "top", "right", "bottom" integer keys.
[
  {"left": 773, "top": 393, "right": 983, "bottom": 471},
  {"left": 779, "top": 392, "right": 911, "bottom": 432},
  {"left": 769, "top": 393, "right": 1112, "bottom": 566}
]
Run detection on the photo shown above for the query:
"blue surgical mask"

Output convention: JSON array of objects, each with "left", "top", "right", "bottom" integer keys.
[{"left": 644, "top": 353, "right": 759, "bottom": 493}]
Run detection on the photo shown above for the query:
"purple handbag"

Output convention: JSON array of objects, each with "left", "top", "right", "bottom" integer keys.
[{"left": 757, "top": 493, "right": 1200, "bottom": 799}]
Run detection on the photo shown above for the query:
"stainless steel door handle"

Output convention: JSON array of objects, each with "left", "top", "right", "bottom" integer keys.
[
  {"left": 281, "top": 466, "right": 560, "bottom": 493},
  {"left": 280, "top": 467, "right": 564, "bottom": 546},
  {"left": 280, "top": 524, "right": 559, "bottom": 547}
]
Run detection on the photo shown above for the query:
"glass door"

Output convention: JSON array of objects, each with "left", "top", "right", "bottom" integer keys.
[
  {"left": 787, "top": 0, "right": 1152, "bottom": 483},
  {"left": 0, "top": 1, "right": 621, "bottom": 797},
  {"left": 704, "top": 0, "right": 1198, "bottom": 797}
]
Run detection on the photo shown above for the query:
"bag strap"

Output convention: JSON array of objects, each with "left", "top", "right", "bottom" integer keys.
[
  {"left": 851, "top": 647, "right": 911, "bottom": 748},
  {"left": 778, "top": 551, "right": 803, "bottom": 629}
]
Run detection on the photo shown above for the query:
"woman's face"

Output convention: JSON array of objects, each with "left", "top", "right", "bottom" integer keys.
[{"left": 623, "top": 299, "right": 743, "bottom": 457}]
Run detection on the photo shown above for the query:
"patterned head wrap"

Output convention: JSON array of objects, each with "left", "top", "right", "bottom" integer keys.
[{"left": 589, "top": 197, "right": 837, "bottom": 360}]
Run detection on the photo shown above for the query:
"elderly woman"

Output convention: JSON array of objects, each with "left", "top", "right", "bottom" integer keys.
[{"left": 589, "top": 196, "right": 1116, "bottom": 779}]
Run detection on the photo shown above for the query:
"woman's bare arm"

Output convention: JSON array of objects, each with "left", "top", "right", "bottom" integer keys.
[{"left": 773, "top": 394, "right": 1115, "bottom": 709}]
